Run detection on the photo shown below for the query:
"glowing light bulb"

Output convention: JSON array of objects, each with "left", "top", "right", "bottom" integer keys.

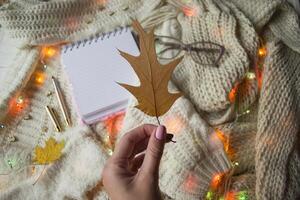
[
  {"left": 258, "top": 46, "right": 267, "bottom": 58},
  {"left": 97, "top": 0, "right": 107, "bottom": 5},
  {"left": 228, "top": 84, "right": 238, "bottom": 103},
  {"left": 16, "top": 96, "right": 24, "bottom": 105},
  {"left": 8, "top": 94, "right": 29, "bottom": 116},
  {"left": 211, "top": 173, "right": 223, "bottom": 189},
  {"left": 206, "top": 190, "right": 214, "bottom": 200},
  {"left": 163, "top": 114, "right": 185, "bottom": 135},
  {"left": 7, "top": 158, "right": 17, "bottom": 169},
  {"left": 183, "top": 173, "right": 198, "bottom": 193},
  {"left": 42, "top": 46, "right": 58, "bottom": 59},
  {"left": 34, "top": 71, "right": 46, "bottom": 85},
  {"left": 215, "top": 129, "right": 229, "bottom": 152},
  {"left": 225, "top": 191, "right": 236, "bottom": 200},
  {"left": 182, "top": 6, "right": 198, "bottom": 17},
  {"left": 246, "top": 72, "right": 256, "bottom": 80},
  {"left": 238, "top": 191, "right": 249, "bottom": 200}
]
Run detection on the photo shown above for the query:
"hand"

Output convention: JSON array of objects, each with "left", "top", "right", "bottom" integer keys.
[{"left": 102, "top": 124, "right": 171, "bottom": 200}]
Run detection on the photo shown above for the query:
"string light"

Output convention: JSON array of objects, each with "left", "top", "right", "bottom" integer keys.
[
  {"left": 206, "top": 190, "right": 214, "bottom": 200},
  {"left": 8, "top": 94, "right": 29, "bottom": 116},
  {"left": 163, "top": 114, "right": 185, "bottom": 135},
  {"left": 182, "top": 6, "right": 198, "bottom": 17},
  {"left": 228, "top": 83, "right": 238, "bottom": 103},
  {"left": 96, "top": 0, "right": 107, "bottom": 5},
  {"left": 258, "top": 46, "right": 267, "bottom": 58},
  {"left": 34, "top": 71, "right": 46, "bottom": 86},
  {"left": 215, "top": 129, "right": 229, "bottom": 153},
  {"left": 104, "top": 112, "right": 125, "bottom": 137},
  {"left": 245, "top": 72, "right": 256, "bottom": 80},
  {"left": 233, "top": 162, "right": 239, "bottom": 167},
  {"left": 224, "top": 191, "right": 235, "bottom": 200},
  {"left": 7, "top": 158, "right": 17, "bottom": 169},
  {"left": 237, "top": 191, "right": 249, "bottom": 200},
  {"left": 183, "top": 173, "right": 198, "bottom": 193},
  {"left": 210, "top": 173, "right": 223, "bottom": 189},
  {"left": 0, "top": 124, "right": 4, "bottom": 129},
  {"left": 41, "top": 46, "right": 58, "bottom": 60}
]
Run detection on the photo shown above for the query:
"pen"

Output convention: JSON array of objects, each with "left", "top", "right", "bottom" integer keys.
[
  {"left": 51, "top": 76, "right": 71, "bottom": 126},
  {"left": 45, "top": 106, "right": 62, "bottom": 132}
]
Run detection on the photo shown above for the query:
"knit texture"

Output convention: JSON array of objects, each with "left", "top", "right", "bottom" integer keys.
[{"left": 0, "top": 0, "right": 300, "bottom": 199}]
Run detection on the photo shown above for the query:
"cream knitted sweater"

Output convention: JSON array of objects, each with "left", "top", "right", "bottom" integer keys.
[{"left": 0, "top": 0, "right": 300, "bottom": 199}]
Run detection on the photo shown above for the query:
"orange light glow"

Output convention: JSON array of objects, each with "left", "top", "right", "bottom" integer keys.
[
  {"left": 65, "top": 16, "right": 79, "bottom": 32},
  {"left": 215, "top": 129, "right": 229, "bottom": 153},
  {"left": 163, "top": 114, "right": 185, "bottom": 135},
  {"left": 34, "top": 71, "right": 46, "bottom": 86},
  {"left": 228, "top": 83, "right": 239, "bottom": 103},
  {"left": 182, "top": 6, "right": 198, "bottom": 17},
  {"left": 104, "top": 111, "right": 125, "bottom": 141},
  {"left": 183, "top": 172, "right": 199, "bottom": 193},
  {"left": 41, "top": 46, "right": 58, "bottom": 59},
  {"left": 255, "top": 65, "right": 263, "bottom": 91},
  {"left": 224, "top": 191, "right": 236, "bottom": 200},
  {"left": 210, "top": 173, "right": 223, "bottom": 190},
  {"left": 96, "top": 0, "right": 107, "bottom": 5},
  {"left": 8, "top": 95, "right": 29, "bottom": 117},
  {"left": 258, "top": 46, "right": 267, "bottom": 58}
]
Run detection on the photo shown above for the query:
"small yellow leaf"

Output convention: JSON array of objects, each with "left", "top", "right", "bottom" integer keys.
[
  {"left": 119, "top": 20, "right": 183, "bottom": 117},
  {"left": 34, "top": 137, "right": 65, "bottom": 165}
]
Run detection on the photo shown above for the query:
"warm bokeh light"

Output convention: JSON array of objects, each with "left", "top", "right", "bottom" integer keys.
[
  {"left": 183, "top": 172, "right": 199, "bottom": 193},
  {"left": 104, "top": 111, "right": 125, "bottom": 149},
  {"left": 65, "top": 16, "right": 79, "bottom": 32},
  {"left": 34, "top": 71, "right": 46, "bottom": 86},
  {"left": 41, "top": 46, "right": 58, "bottom": 59},
  {"left": 255, "top": 65, "right": 263, "bottom": 90},
  {"left": 104, "top": 111, "right": 125, "bottom": 137},
  {"left": 245, "top": 72, "right": 256, "bottom": 80},
  {"left": 8, "top": 94, "right": 29, "bottom": 117},
  {"left": 236, "top": 191, "right": 249, "bottom": 200},
  {"left": 182, "top": 6, "right": 198, "bottom": 17},
  {"left": 258, "top": 46, "right": 267, "bottom": 58},
  {"left": 210, "top": 173, "right": 224, "bottom": 190},
  {"left": 96, "top": 0, "right": 107, "bottom": 5},
  {"left": 215, "top": 129, "right": 235, "bottom": 159},
  {"left": 215, "top": 129, "right": 229, "bottom": 153},
  {"left": 228, "top": 83, "right": 239, "bottom": 103},
  {"left": 163, "top": 114, "right": 185, "bottom": 135},
  {"left": 224, "top": 191, "right": 236, "bottom": 200}
]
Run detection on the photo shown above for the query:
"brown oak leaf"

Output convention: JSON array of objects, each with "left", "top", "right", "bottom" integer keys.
[{"left": 118, "top": 20, "right": 183, "bottom": 117}]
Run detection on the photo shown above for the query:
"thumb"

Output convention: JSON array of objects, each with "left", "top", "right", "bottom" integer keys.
[{"left": 140, "top": 125, "right": 166, "bottom": 176}]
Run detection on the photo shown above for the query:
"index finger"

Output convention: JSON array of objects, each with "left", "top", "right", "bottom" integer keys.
[{"left": 112, "top": 124, "right": 157, "bottom": 160}]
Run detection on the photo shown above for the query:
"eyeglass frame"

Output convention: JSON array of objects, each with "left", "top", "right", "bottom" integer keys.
[{"left": 154, "top": 35, "right": 225, "bottom": 66}]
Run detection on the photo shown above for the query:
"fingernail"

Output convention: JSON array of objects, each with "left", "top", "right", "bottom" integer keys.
[{"left": 155, "top": 125, "right": 166, "bottom": 140}]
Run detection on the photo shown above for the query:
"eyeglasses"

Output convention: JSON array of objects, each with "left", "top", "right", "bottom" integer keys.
[{"left": 154, "top": 35, "right": 225, "bottom": 66}]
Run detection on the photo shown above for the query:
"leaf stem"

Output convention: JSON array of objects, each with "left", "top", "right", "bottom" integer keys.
[{"left": 156, "top": 115, "right": 161, "bottom": 125}]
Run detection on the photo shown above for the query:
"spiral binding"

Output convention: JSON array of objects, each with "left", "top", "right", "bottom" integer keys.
[{"left": 62, "top": 26, "right": 130, "bottom": 53}]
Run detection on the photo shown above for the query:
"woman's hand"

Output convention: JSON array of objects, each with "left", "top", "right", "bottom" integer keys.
[{"left": 102, "top": 124, "right": 170, "bottom": 200}]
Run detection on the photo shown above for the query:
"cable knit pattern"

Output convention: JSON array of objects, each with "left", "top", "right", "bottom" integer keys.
[
  {"left": 256, "top": 39, "right": 300, "bottom": 199},
  {"left": 0, "top": 0, "right": 300, "bottom": 199}
]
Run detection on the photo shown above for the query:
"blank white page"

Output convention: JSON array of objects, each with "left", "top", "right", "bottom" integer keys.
[{"left": 61, "top": 29, "right": 139, "bottom": 123}]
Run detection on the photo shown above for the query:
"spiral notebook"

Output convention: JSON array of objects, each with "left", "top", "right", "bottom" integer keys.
[{"left": 61, "top": 27, "right": 139, "bottom": 124}]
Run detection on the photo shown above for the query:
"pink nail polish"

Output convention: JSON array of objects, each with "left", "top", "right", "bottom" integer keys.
[{"left": 155, "top": 125, "right": 166, "bottom": 140}]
